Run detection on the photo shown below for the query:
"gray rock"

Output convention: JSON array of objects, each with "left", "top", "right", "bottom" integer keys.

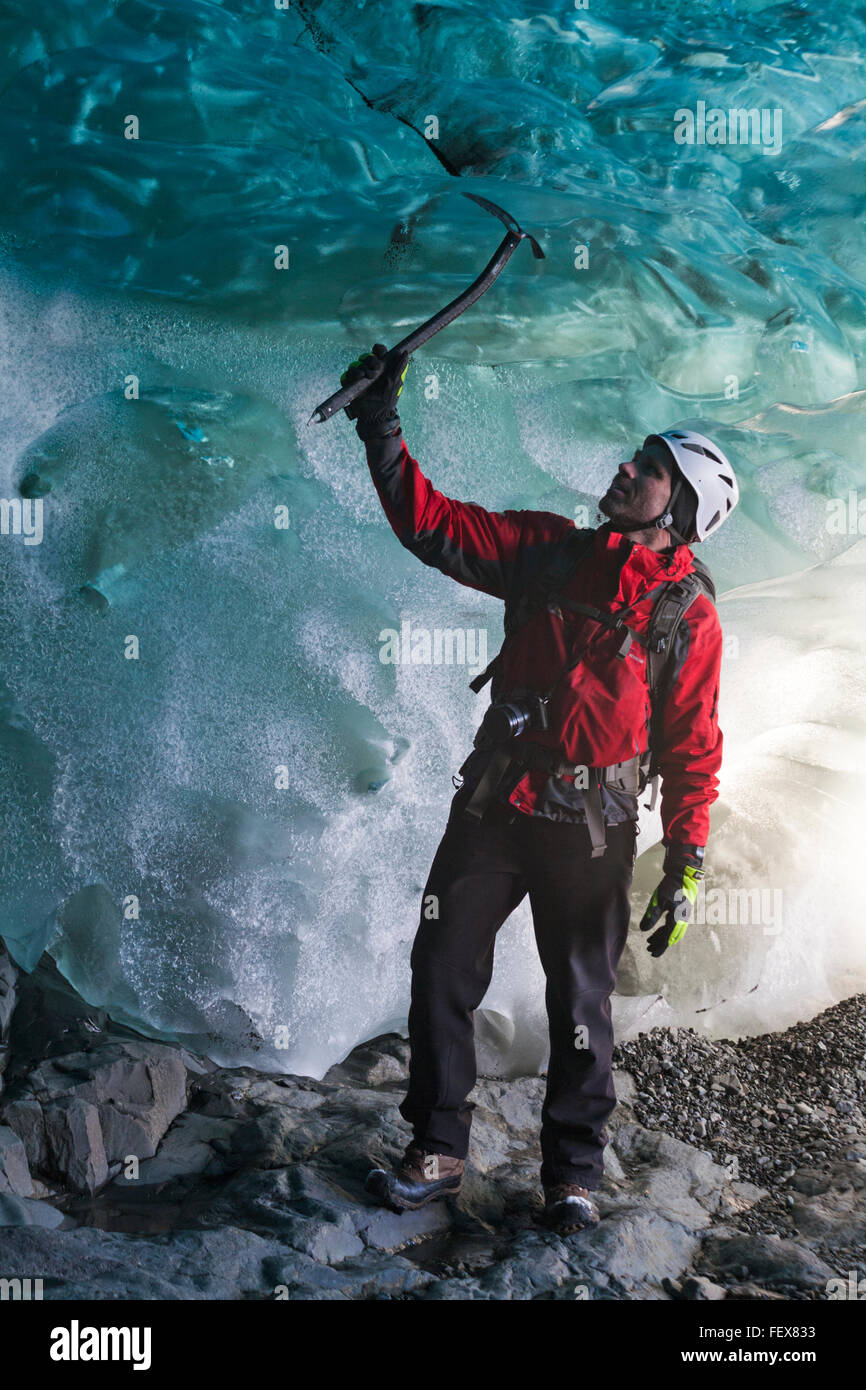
[
  {"left": 4, "top": 1039, "right": 188, "bottom": 1192},
  {"left": 356, "top": 1195, "right": 454, "bottom": 1253},
  {"left": 0, "top": 1096, "right": 47, "bottom": 1171},
  {"left": 421, "top": 1276, "right": 486, "bottom": 1300},
  {"left": 46, "top": 1097, "right": 109, "bottom": 1195},
  {"left": 725, "top": 1282, "right": 788, "bottom": 1301},
  {"left": 480, "top": 1075, "right": 546, "bottom": 1134},
  {"left": 268, "top": 1250, "right": 434, "bottom": 1300},
  {"left": 207, "top": 1161, "right": 453, "bottom": 1264},
  {"left": 0, "top": 939, "right": 18, "bottom": 1065},
  {"left": 0, "top": 1223, "right": 298, "bottom": 1298},
  {"left": 576, "top": 1207, "right": 699, "bottom": 1285},
  {"left": 466, "top": 1105, "right": 529, "bottom": 1173},
  {"left": 604, "top": 1146, "right": 626, "bottom": 1183},
  {"left": 613, "top": 1068, "right": 637, "bottom": 1107},
  {"left": 715, "top": 1073, "right": 745, "bottom": 1095},
  {"left": 609, "top": 1124, "right": 729, "bottom": 1227},
  {"left": 0, "top": 1123, "right": 34, "bottom": 1197},
  {"left": 0, "top": 1192, "right": 65, "bottom": 1228},
  {"left": 680, "top": 1274, "right": 727, "bottom": 1300},
  {"left": 476, "top": 1232, "right": 572, "bottom": 1299},
  {"left": 791, "top": 1172, "right": 829, "bottom": 1197},
  {"left": 788, "top": 1182, "right": 866, "bottom": 1248},
  {"left": 732, "top": 1181, "right": 769, "bottom": 1201},
  {"left": 699, "top": 1232, "right": 836, "bottom": 1290},
  {"left": 34, "top": 1039, "right": 188, "bottom": 1137},
  {"left": 222, "top": 1103, "right": 334, "bottom": 1168},
  {"left": 113, "top": 1112, "right": 239, "bottom": 1188},
  {"left": 322, "top": 1033, "right": 410, "bottom": 1088}
]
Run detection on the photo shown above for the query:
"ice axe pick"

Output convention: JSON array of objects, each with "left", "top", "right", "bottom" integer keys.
[{"left": 308, "top": 193, "right": 544, "bottom": 425}]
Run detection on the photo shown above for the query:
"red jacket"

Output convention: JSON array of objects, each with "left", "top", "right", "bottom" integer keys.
[{"left": 366, "top": 432, "right": 723, "bottom": 850}]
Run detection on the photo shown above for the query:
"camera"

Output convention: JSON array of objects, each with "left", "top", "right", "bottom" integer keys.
[{"left": 477, "top": 693, "right": 549, "bottom": 745}]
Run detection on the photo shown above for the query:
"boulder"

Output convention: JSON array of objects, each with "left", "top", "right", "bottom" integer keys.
[
  {"left": 698, "top": 1231, "right": 836, "bottom": 1291},
  {"left": 322, "top": 1033, "right": 410, "bottom": 1088},
  {"left": 1, "top": 1096, "right": 48, "bottom": 1171},
  {"left": 3, "top": 1039, "right": 188, "bottom": 1194},
  {"left": 115, "top": 1112, "right": 239, "bottom": 1188},
  {"left": 0, "top": 1124, "right": 33, "bottom": 1197},
  {"left": 45, "top": 1097, "right": 109, "bottom": 1194},
  {"left": 608, "top": 1123, "right": 730, "bottom": 1226},
  {"left": 0, "top": 1192, "right": 65, "bottom": 1229}
]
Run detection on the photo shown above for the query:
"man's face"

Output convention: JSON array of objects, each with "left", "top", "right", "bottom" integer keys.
[{"left": 598, "top": 438, "right": 674, "bottom": 529}]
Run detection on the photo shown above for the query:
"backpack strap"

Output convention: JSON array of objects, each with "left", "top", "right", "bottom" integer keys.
[
  {"left": 550, "top": 583, "right": 669, "bottom": 661},
  {"left": 645, "top": 568, "right": 714, "bottom": 705},
  {"left": 644, "top": 559, "right": 716, "bottom": 807},
  {"left": 469, "top": 527, "right": 596, "bottom": 694}
]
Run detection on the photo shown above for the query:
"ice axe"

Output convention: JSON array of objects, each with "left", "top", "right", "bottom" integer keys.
[{"left": 308, "top": 192, "right": 545, "bottom": 425}]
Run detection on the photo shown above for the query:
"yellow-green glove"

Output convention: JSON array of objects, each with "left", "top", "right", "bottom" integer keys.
[
  {"left": 639, "top": 849, "right": 704, "bottom": 957},
  {"left": 340, "top": 343, "right": 409, "bottom": 440}
]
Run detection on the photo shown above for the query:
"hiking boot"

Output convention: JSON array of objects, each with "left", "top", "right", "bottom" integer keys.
[
  {"left": 543, "top": 1183, "right": 600, "bottom": 1234},
  {"left": 365, "top": 1143, "right": 464, "bottom": 1213}
]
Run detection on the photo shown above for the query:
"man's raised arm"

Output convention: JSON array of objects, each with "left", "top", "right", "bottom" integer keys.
[{"left": 344, "top": 345, "right": 534, "bottom": 601}]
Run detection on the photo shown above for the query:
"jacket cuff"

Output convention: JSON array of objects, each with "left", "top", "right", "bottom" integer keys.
[
  {"left": 361, "top": 425, "right": 404, "bottom": 471},
  {"left": 355, "top": 411, "right": 401, "bottom": 443},
  {"left": 663, "top": 843, "right": 705, "bottom": 873}
]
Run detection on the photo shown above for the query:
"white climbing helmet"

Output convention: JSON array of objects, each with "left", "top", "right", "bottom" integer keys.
[{"left": 654, "top": 429, "right": 739, "bottom": 542}]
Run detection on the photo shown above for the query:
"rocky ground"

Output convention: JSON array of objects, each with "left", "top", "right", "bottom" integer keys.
[{"left": 1, "top": 937, "right": 864, "bottom": 1301}]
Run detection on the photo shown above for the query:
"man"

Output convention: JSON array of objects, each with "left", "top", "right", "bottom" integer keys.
[{"left": 342, "top": 344, "right": 739, "bottom": 1235}]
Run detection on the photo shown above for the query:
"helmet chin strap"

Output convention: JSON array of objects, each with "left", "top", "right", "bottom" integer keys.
[{"left": 613, "top": 477, "right": 690, "bottom": 546}]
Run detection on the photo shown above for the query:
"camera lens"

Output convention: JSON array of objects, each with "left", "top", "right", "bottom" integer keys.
[{"left": 486, "top": 702, "right": 529, "bottom": 742}]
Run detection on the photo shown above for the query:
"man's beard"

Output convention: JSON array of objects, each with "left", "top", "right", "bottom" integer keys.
[{"left": 598, "top": 493, "right": 647, "bottom": 531}]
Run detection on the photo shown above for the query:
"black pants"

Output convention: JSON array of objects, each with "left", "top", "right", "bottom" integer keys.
[{"left": 399, "top": 782, "right": 637, "bottom": 1190}]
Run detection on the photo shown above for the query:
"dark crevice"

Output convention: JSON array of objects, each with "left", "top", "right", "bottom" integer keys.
[{"left": 289, "top": 0, "right": 462, "bottom": 177}]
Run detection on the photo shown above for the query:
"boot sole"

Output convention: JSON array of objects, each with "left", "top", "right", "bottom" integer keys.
[{"left": 365, "top": 1168, "right": 462, "bottom": 1213}]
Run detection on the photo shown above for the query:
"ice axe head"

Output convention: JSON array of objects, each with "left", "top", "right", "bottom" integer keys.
[
  {"left": 461, "top": 192, "right": 545, "bottom": 260},
  {"left": 308, "top": 192, "right": 545, "bottom": 424}
]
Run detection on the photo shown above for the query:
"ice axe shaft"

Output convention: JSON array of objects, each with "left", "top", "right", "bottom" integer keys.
[{"left": 308, "top": 193, "right": 544, "bottom": 425}]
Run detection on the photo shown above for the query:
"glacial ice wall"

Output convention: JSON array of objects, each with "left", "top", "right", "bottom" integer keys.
[{"left": 1, "top": 0, "right": 865, "bottom": 1075}]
